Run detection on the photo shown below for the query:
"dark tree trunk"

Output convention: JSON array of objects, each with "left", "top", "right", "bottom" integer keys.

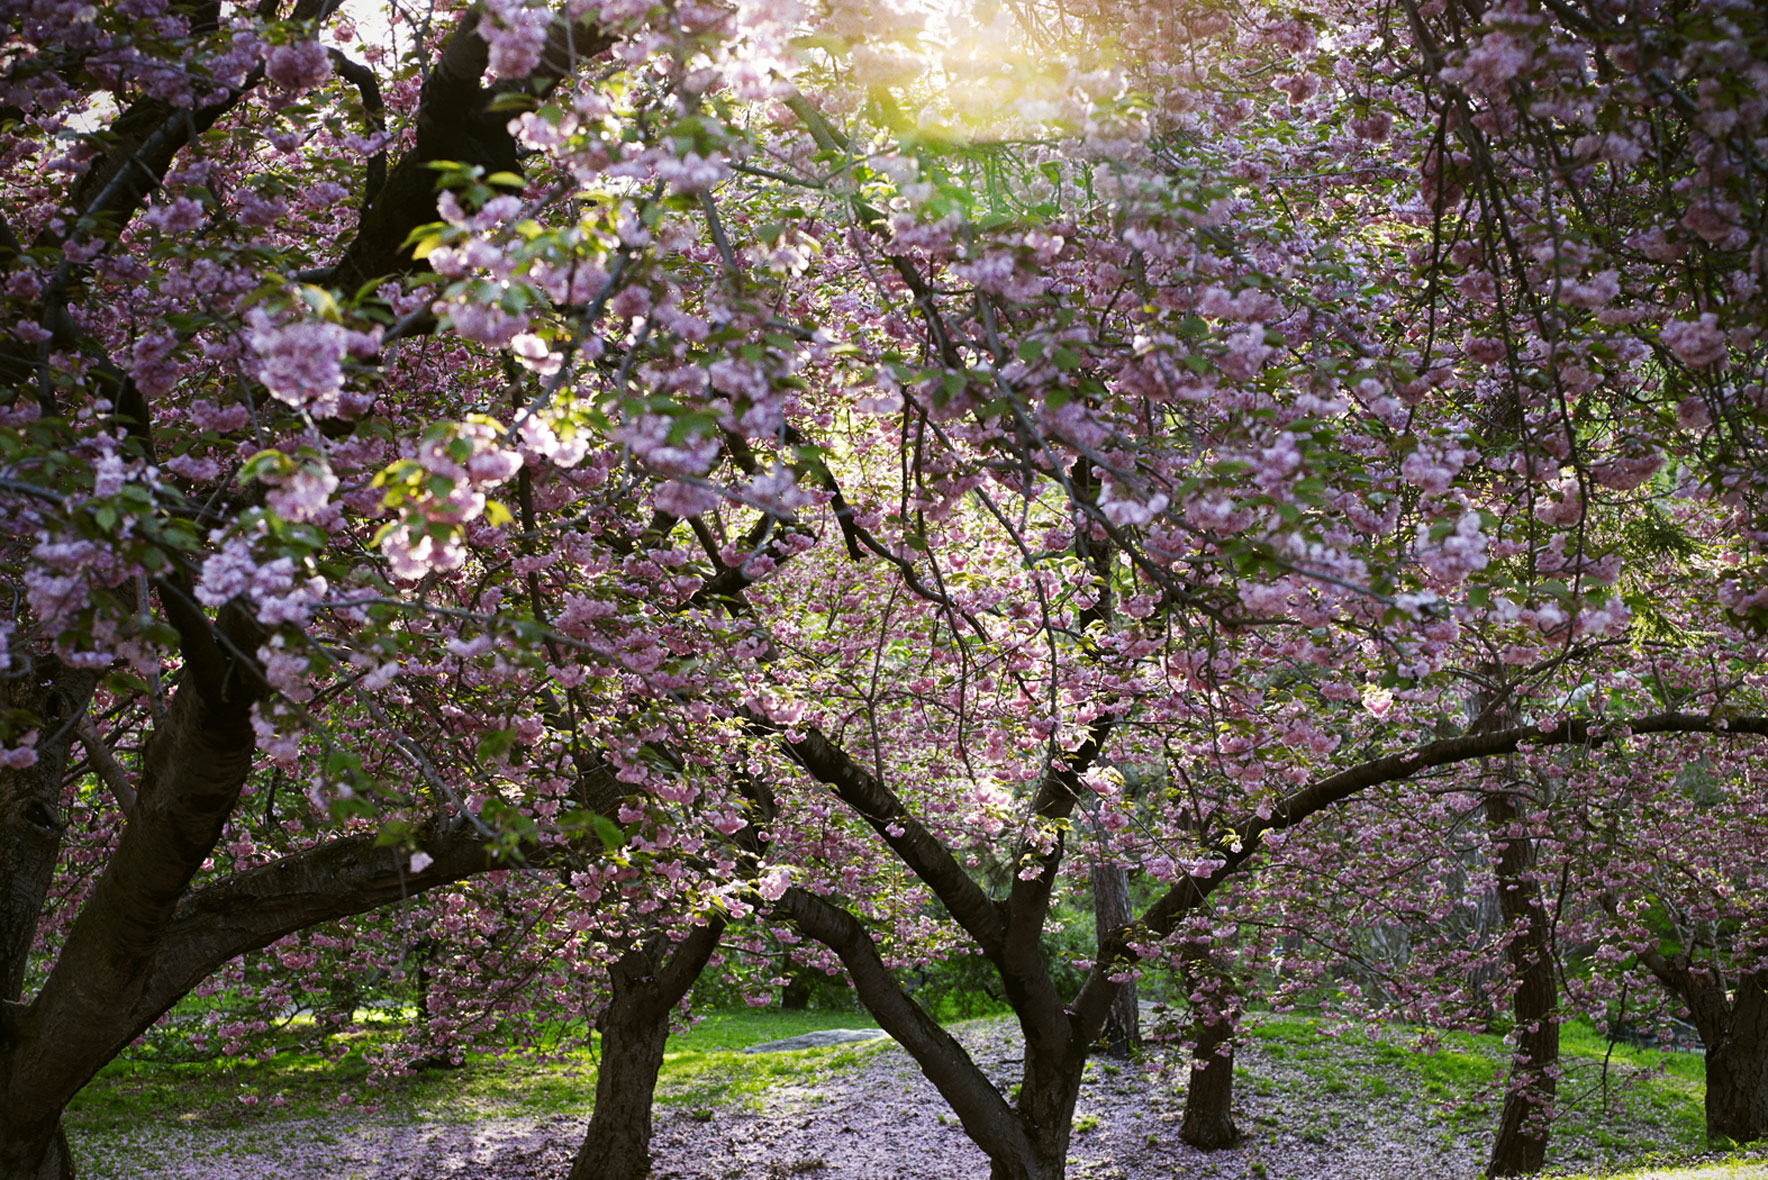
[
  {"left": 0, "top": 599, "right": 267, "bottom": 1179},
  {"left": 1179, "top": 1017, "right": 1239, "bottom": 1149},
  {"left": 778, "top": 886, "right": 1076, "bottom": 1180},
  {"left": 1091, "top": 862, "right": 1138, "bottom": 1057},
  {"left": 1177, "top": 948, "right": 1240, "bottom": 1151},
  {"left": 1707, "top": 1035, "right": 1768, "bottom": 1145},
  {"left": 1484, "top": 790, "right": 1557, "bottom": 1178},
  {"left": 779, "top": 964, "right": 812, "bottom": 1010},
  {"left": 1665, "top": 968, "right": 1768, "bottom": 1145},
  {"left": 1705, "top": 977, "right": 1768, "bottom": 1144},
  {"left": 0, "top": 1111, "right": 70, "bottom": 1180},
  {"left": 988, "top": 1042, "right": 1082, "bottom": 1180},
  {"left": 569, "top": 919, "right": 723, "bottom": 1180},
  {"left": 0, "top": 661, "right": 97, "bottom": 1180},
  {"left": 0, "top": 662, "right": 98, "bottom": 1003}
]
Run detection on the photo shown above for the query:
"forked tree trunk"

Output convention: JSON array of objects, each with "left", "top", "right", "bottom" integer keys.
[
  {"left": 1484, "top": 789, "right": 1557, "bottom": 1177},
  {"left": 1091, "top": 862, "right": 1139, "bottom": 1057},
  {"left": 569, "top": 919, "right": 723, "bottom": 1180},
  {"left": 1177, "top": 948, "right": 1240, "bottom": 1151}
]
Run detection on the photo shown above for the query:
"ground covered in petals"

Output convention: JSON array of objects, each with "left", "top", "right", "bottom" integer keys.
[{"left": 67, "top": 1012, "right": 1738, "bottom": 1179}]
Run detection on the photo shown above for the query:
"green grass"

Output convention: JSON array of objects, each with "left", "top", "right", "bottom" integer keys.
[
  {"left": 65, "top": 1007, "right": 884, "bottom": 1136},
  {"left": 655, "top": 1008, "right": 883, "bottom": 1114},
  {"left": 1243, "top": 1012, "right": 1712, "bottom": 1167},
  {"left": 1546, "top": 1151, "right": 1768, "bottom": 1179}
]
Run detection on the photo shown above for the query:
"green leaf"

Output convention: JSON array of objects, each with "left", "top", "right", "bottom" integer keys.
[{"left": 592, "top": 813, "right": 627, "bottom": 852}]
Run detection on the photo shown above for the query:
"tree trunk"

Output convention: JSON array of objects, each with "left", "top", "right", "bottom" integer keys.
[
  {"left": 0, "top": 661, "right": 97, "bottom": 1180},
  {"left": 1484, "top": 790, "right": 1557, "bottom": 1178},
  {"left": 985, "top": 1042, "right": 1083, "bottom": 1180},
  {"left": 1179, "top": 1016, "right": 1239, "bottom": 1149},
  {"left": 984, "top": 1135, "right": 1068, "bottom": 1180},
  {"left": 0, "top": 1109, "right": 71, "bottom": 1180},
  {"left": 1091, "top": 862, "right": 1138, "bottom": 1057},
  {"left": 779, "top": 963, "right": 812, "bottom": 1010},
  {"left": 1707, "top": 1028, "right": 1768, "bottom": 1145},
  {"left": 1175, "top": 940, "right": 1240, "bottom": 1151},
  {"left": 1675, "top": 969, "right": 1768, "bottom": 1145},
  {"left": 569, "top": 919, "right": 723, "bottom": 1180},
  {"left": 0, "top": 662, "right": 98, "bottom": 1003}
]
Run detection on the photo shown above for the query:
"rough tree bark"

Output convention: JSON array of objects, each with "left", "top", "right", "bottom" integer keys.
[
  {"left": 1701, "top": 971, "right": 1768, "bottom": 1145},
  {"left": 568, "top": 919, "right": 724, "bottom": 1180},
  {"left": 1635, "top": 955, "right": 1768, "bottom": 1145},
  {"left": 1474, "top": 677, "right": 1558, "bottom": 1179},
  {"left": 1091, "top": 861, "right": 1139, "bottom": 1057},
  {"left": 0, "top": 659, "right": 98, "bottom": 1180},
  {"left": 1175, "top": 942, "right": 1241, "bottom": 1151},
  {"left": 1484, "top": 786, "right": 1557, "bottom": 1177}
]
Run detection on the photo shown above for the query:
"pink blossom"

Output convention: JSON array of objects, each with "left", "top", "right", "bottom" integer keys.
[
  {"left": 655, "top": 478, "right": 722, "bottom": 517},
  {"left": 248, "top": 311, "right": 348, "bottom": 415},
  {"left": 1560, "top": 270, "right": 1619, "bottom": 308},
  {"left": 1589, "top": 453, "right": 1663, "bottom": 491},
  {"left": 1218, "top": 323, "right": 1272, "bottom": 381},
  {"left": 1682, "top": 199, "right": 1748, "bottom": 250},
  {"left": 197, "top": 536, "right": 260, "bottom": 607},
  {"left": 1661, "top": 313, "right": 1728, "bottom": 368},
  {"left": 757, "top": 866, "right": 791, "bottom": 901},
  {"left": 1350, "top": 112, "right": 1393, "bottom": 141},
  {"left": 265, "top": 40, "right": 332, "bottom": 92},
  {"left": 656, "top": 150, "right": 731, "bottom": 194},
  {"left": 381, "top": 524, "right": 466, "bottom": 580},
  {"left": 265, "top": 460, "right": 339, "bottom": 523},
  {"left": 235, "top": 192, "right": 287, "bottom": 228},
  {"left": 1441, "top": 30, "right": 1529, "bottom": 96},
  {"left": 480, "top": 0, "right": 553, "bottom": 78},
  {"left": 142, "top": 197, "right": 206, "bottom": 234},
  {"left": 1675, "top": 395, "right": 1712, "bottom": 430},
  {"left": 0, "top": 731, "right": 39, "bottom": 770}
]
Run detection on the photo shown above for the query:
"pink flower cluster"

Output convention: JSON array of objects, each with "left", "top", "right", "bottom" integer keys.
[
  {"left": 1661, "top": 313, "right": 1728, "bottom": 368},
  {"left": 247, "top": 312, "right": 348, "bottom": 416},
  {"left": 265, "top": 40, "right": 331, "bottom": 92}
]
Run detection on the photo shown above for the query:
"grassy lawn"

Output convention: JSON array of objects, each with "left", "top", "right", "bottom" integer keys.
[
  {"left": 66, "top": 1007, "right": 883, "bottom": 1135},
  {"left": 1241, "top": 1013, "right": 1712, "bottom": 1171}
]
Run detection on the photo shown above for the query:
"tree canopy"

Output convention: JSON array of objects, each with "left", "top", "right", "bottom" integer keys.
[{"left": 1, "top": 0, "right": 1766, "bottom": 1176}]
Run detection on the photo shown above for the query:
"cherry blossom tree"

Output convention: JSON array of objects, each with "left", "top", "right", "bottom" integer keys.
[{"left": 2, "top": 0, "right": 1766, "bottom": 1179}]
